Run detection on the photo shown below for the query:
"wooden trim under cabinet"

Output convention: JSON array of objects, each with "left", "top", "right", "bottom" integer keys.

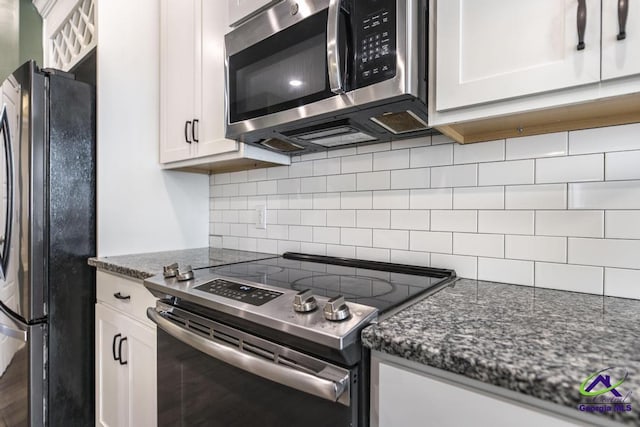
[{"left": 437, "top": 92, "right": 640, "bottom": 144}]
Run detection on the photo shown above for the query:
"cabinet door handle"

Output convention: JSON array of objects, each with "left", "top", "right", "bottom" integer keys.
[
  {"left": 184, "top": 120, "right": 192, "bottom": 144},
  {"left": 617, "top": 0, "right": 629, "bottom": 40},
  {"left": 577, "top": 0, "right": 587, "bottom": 50},
  {"left": 118, "top": 337, "right": 128, "bottom": 365},
  {"left": 113, "top": 292, "right": 131, "bottom": 301},
  {"left": 112, "top": 333, "right": 122, "bottom": 362},
  {"left": 192, "top": 119, "right": 199, "bottom": 143}
]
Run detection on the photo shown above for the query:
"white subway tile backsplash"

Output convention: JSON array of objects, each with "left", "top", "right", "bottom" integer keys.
[
  {"left": 432, "top": 164, "right": 477, "bottom": 188},
  {"left": 479, "top": 160, "right": 534, "bottom": 186},
  {"left": 341, "top": 191, "right": 372, "bottom": 209},
  {"left": 373, "top": 229, "right": 409, "bottom": 250},
  {"left": 536, "top": 211, "right": 604, "bottom": 238},
  {"left": 391, "top": 250, "right": 430, "bottom": 267},
  {"left": 372, "top": 190, "right": 410, "bottom": 209},
  {"left": 341, "top": 228, "right": 372, "bottom": 246},
  {"left": 478, "top": 258, "right": 534, "bottom": 286},
  {"left": 410, "top": 144, "right": 453, "bottom": 168},
  {"left": 410, "top": 231, "right": 452, "bottom": 253},
  {"left": 454, "top": 139, "right": 504, "bottom": 164},
  {"left": 373, "top": 150, "right": 410, "bottom": 170},
  {"left": 327, "top": 210, "right": 356, "bottom": 227},
  {"left": 453, "top": 187, "right": 504, "bottom": 209},
  {"left": 312, "top": 227, "right": 340, "bottom": 244},
  {"left": 211, "top": 124, "right": 640, "bottom": 300},
  {"left": 605, "top": 151, "right": 640, "bottom": 181},
  {"left": 535, "top": 263, "right": 603, "bottom": 294},
  {"left": 391, "top": 168, "right": 430, "bottom": 189},
  {"left": 431, "top": 253, "right": 478, "bottom": 279},
  {"left": 342, "top": 154, "right": 372, "bottom": 173},
  {"left": 536, "top": 154, "right": 603, "bottom": 184},
  {"left": 606, "top": 211, "right": 640, "bottom": 239},
  {"left": 453, "top": 233, "right": 504, "bottom": 258},
  {"left": 314, "top": 158, "right": 341, "bottom": 176},
  {"left": 411, "top": 189, "right": 452, "bottom": 209},
  {"left": 431, "top": 210, "right": 477, "bottom": 232},
  {"left": 506, "top": 235, "right": 566, "bottom": 262},
  {"left": 391, "top": 210, "right": 430, "bottom": 231},
  {"left": 301, "top": 176, "right": 326, "bottom": 193},
  {"left": 605, "top": 268, "right": 640, "bottom": 299},
  {"left": 506, "top": 132, "right": 568, "bottom": 160},
  {"left": 569, "top": 123, "right": 640, "bottom": 154},
  {"left": 313, "top": 192, "right": 340, "bottom": 209},
  {"left": 569, "top": 181, "right": 640, "bottom": 209},
  {"left": 478, "top": 211, "right": 534, "bottom": 235},
  {"left": 506, "top": 184, "right": 566, "bottom": 209},
  {"left": 327, "top": 174, "right": 356, "bottom": 192},
  {"left": 357, "top": 171, "right": 390, "bottom": 191},
  {"left": 569, "top": 238, "right": 640, "bottom": 269}
]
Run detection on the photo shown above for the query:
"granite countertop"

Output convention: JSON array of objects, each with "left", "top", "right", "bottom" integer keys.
[
  {"left": 88, "top": 247, "right": 277, "bottom": 280},
  {"left": 363, "top": 278, "right": 640, "bottom": 425}
]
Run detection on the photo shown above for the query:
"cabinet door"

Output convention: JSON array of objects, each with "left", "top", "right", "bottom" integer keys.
[
  {"left": 602, "top": 0, "right": 640, "bottom": 80},
  {"left": 96, "top": 304, "right": 130, "bottom": 427},
  {"left": 197, "top": 0, "right": 239, "bottom": 159},
  {"left": 160, "top": 0, "right": 198, "bottom": 163},
  {"left": 435, "top": 0, "right": 601, "bottom": 111}
]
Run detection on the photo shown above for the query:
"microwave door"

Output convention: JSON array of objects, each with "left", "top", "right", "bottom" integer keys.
[{"left": 225, "top": 0, "right": 355, "bottom": 139}]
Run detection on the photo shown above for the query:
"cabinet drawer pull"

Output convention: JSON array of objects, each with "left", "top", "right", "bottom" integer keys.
[
  {"left": 113, "top": 292, "right": 131, "bottom": 300},
  {"left": 112, "top": 333, "right": 122, "bottom": 362},
  {"left": 118, "top": 337, "right": 128, "bottom": 365},
  {"left": 192, "top": 119, "right": 199, "bottom": 143},
  {"left": 184, "top": 120, "right": 192, "bottom": 144},
  {"left": 617, "top": 0, "right": 629, "bottom": 40},
  {"left": 577, "top": 0, "right": 587, "bottom": 50}
]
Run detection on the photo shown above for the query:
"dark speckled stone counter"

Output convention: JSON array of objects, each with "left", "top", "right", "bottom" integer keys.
[
  {"left": 88, "top": 248, "right": 277, "bottom": 280},
  {"left": 363, "top": 278, "right": 640, "bottom": 425}
]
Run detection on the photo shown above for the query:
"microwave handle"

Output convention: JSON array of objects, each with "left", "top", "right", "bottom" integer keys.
[{"left": 327, "top": 0, "right": 344, "bottom": 94}]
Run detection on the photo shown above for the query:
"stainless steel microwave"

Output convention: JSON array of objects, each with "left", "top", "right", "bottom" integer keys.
[{"left": 224, "top": 0, "right": 432, "bottom": 154}]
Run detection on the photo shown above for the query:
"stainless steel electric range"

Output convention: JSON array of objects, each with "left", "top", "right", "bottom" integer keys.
[{"left": 144, "top": 252, "right": 456, "bottom": 427}]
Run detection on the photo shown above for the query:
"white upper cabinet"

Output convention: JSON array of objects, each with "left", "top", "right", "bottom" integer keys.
[
  {"left": 601, "top": 0, "right": 640, "bottom": 80},
  {"left": 435, "top": 0, "right": 601, "bottom": 111},
  {"left": 226, "top": 0, "right": 279, "bottom": 27}
]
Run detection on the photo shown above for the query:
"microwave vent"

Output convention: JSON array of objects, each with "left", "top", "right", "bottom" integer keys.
[
  {"left": 370, "top": 111, "right": 429, "bottom": 134},
  {"left": 259, "top": 138, "right": 305, "bottom": 152}
]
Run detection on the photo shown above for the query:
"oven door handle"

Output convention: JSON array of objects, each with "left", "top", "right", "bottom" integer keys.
[
  {"left": 147, "top": 308, "right": 350, "bottom": 405},
  {"left": 327, "top": 0, "right": 344, "bottom": 94}
]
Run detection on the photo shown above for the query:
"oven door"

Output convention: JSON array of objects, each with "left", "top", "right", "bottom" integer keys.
[
  {"left": 225, "top": 0, "right": 355, "bottom": 139},
  {"left": 148, "top": 306, "right": 357, "bottom": 427}
]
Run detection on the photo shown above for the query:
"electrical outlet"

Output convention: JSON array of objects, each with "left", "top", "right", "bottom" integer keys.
[{"left": 255, "top": 205, "right": 267, "bottom": 229}]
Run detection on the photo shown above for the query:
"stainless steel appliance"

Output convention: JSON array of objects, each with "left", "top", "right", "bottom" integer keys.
[
  {"left": 224, "top": 0, "right": 432, "bottom": 154},
  {"left": 0, "top": 62, "right": 96, "bottom": 427},
  {"left": 144, "top": 253, "right": 455, "bottom": 426}
]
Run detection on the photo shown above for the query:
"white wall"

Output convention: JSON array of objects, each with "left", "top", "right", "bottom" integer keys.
[
  {"left": 209, "top": 123, "right": 640, "bottom": 300},
  {"left": 97, "top": 0, "right": 208, "bottom": 256}
]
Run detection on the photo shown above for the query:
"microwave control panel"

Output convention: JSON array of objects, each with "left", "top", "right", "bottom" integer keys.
[{"left": 354, "top": 0, "right": 397, "bottom": 88}]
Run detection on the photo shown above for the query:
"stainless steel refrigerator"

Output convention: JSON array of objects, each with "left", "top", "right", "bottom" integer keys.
[{"left": 0, "top": 61, "right": 96, "bottom": 426}]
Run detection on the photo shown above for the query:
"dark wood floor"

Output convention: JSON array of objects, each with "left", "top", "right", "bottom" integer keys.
[{"left": 0, "top": 346, "right": 28, "bottom": 427}]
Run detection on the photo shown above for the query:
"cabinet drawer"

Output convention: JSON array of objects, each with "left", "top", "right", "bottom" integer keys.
[{"left": 96, "top": 271, "right": 157, "bottom": 327}]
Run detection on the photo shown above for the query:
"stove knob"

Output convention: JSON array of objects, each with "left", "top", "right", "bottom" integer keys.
[
  {"left": 323, "top": 295, "right": 351, "bottom": 321},
  {"left": 163, "top": 262, "right": 179, "bottom": 278},
  {"left": 293, "top": 289, "right": 317, "bottom": 313},
  {"left": 176, "top": 265, "right": 194, "bottom": 281}
]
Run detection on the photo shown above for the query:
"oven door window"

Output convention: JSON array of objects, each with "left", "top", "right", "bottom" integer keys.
[
  {"left": 228, "top": 10, "right": 335, "bottom": 123},
  {"left": 157, "top": 329, "right": 354, "bottom": 427}
]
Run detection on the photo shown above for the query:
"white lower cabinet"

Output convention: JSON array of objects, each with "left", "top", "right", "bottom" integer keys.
[
  {"left": 95, "top": 272, "right": 157, "bottom": 427},
  {"left": 372, "top": 353, "right": 584, "bottom": 427}
]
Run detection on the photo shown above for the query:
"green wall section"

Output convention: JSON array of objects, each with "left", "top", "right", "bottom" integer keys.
[{"left": 0, "top": 0, "right": 41, "bottom": 82}]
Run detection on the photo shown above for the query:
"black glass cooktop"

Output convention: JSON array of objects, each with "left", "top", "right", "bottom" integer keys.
[{"left": 204, "top": 253, "right": 456, "bottom": 314}]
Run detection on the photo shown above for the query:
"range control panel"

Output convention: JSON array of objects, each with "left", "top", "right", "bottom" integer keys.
[
  {"left": 354, "top": 0, "right": 397, "bottom": 88},
  {"left": 195, "top": 279, "right": 283, "bottom": 306}
]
